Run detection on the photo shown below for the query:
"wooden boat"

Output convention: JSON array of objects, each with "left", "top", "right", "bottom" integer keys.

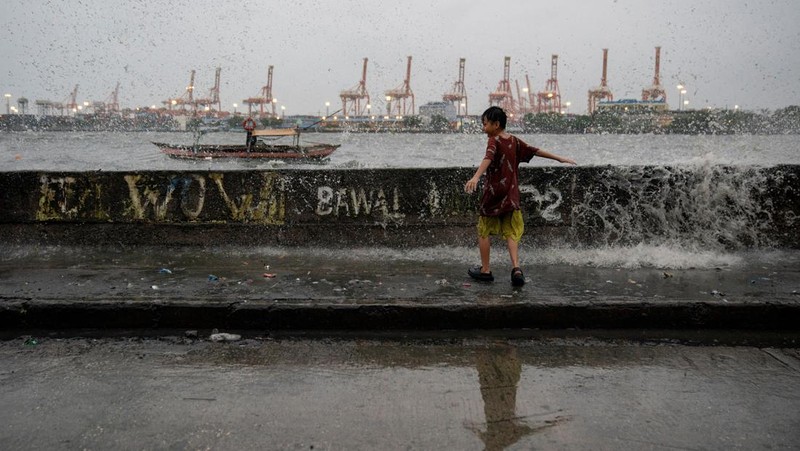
[{"left": 154, "top": 127, "right": 339, "bottom": 161}]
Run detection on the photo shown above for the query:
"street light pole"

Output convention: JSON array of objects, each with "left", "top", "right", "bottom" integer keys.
[
  {"left": 677, "top": 83, "right": 686, "bottom": 111},
  {"left": 4, "top": 94, "right": 11, "bottom": 115}
]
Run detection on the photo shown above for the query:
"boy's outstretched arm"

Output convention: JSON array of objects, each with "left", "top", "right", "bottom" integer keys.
[
  {"left": 465, "top": 159, "right": 492, "bottom": 194},
  {"left": 536, "top": 149, "right": 577, "bottom": 165}
]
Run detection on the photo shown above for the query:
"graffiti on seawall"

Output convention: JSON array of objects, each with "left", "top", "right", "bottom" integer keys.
[
  {"left": 315, "top": 185, "right": 405, "bottom": 223},
  {"left": 36, "top": 173, "right": 285, "bottom": 224},
  {"left": 33, "top": 172, "right": 569, "bottom": 226}
]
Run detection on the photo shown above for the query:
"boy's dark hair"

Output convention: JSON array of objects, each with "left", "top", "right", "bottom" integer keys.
[{"left": 482, "top": 106, "right": 507, "bottom": 129}]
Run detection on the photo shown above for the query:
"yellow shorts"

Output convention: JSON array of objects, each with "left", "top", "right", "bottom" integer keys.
[{"left": 477, "top": 210, "right": 524, "bottom": 241}]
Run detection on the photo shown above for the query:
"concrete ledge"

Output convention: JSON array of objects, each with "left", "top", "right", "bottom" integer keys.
[
  {"left": 2, "top": 298, "right": 799, "bottom": 331},
  {"left": 2, "top": 165, "right": 798, "bottom": 247},
  {"left": 1, "top": 243, "right": 798, "bottom": 332}
]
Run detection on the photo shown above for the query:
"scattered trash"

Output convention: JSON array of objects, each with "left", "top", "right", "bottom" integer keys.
[
  {"left": 710, "top": 290, "right": 726, "bottom": 297},
  {"left": 185, "top": 330, "right": 199, "bottom": 339},
  {"left": 151, "top": 285, "right": 159, "bottom": 290},
  {"left": 158, "top": 268, "right": 172, "bottom": 274},
  {"left": 606, "top": 280, "right": 614, "bottom": 284},
  {"left": 628, "top": 279, "right": 638, "bottom": 285},
  {"left": 462, "top": 283, "right": 472, "bottom": 287},
  {"left": 210, "top": 332, "right": 241, "bottom": 342},
  {"left": 662, "top": 272, "right": 673, "bottom": 279},
  {"left": 500, "top": 294, "right": 513, "bottom": 298},
  {"left": 263, "top": 273, "right": 276, "bottom": 278},
  {"left": 208, "top": 275, "right": 219, "bottom": 282},
  {"left": 435, "top": 279, "right": 449, "bottom": 286},
  {"left": 23, "top": 337, "right": 38, "bottom": 346},
  {"left": 347, "top": 279, "right": 372, "bottom": 286}
]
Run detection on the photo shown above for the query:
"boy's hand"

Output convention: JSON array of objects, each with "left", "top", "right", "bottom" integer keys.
[
  {"left": 559, "top": 157, "right": 577, "bottom": 165},
  {"left": 464, "top": 177, "right": 479, "bottom": 194}
]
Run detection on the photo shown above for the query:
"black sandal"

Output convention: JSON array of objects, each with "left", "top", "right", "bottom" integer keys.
[
  {"left": 468, "top": 266, "right": 494, "bottom": 282},
  {"left": 511, "top": 267, "right": 525, "bottom": 286}
]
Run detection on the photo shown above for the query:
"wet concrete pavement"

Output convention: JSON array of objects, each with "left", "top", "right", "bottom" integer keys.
[
  {"left": 1, "top": 244, "right": 800, "bottom": 331},
  {"left": 0, "top": 334, "right": 798, "bottom": 450}
]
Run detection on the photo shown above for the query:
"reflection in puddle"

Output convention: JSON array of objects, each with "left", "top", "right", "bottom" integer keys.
[{"left": 469, "top": 344, "right": 570, "bottom": 450}]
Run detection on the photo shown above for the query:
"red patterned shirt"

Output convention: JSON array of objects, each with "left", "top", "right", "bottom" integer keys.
[{"left": 479, "top": 135, "right": 539, "bottom": 216}]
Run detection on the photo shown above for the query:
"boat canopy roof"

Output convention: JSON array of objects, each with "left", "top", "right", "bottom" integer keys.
[{"left": 252, "top": 128, "right": 299, "bottom": 137}]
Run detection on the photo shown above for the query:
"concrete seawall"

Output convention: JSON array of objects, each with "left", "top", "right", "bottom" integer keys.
[{"left": 1, "top": 165, "right": 798, "bottom": 248}]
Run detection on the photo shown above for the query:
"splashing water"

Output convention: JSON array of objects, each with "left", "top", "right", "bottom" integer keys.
[
  {"left": 570, "top": 163, "right": 791, "bottom": 250},
  {"left": 2, "top": 132, "right": 797, "bottom": 270}
]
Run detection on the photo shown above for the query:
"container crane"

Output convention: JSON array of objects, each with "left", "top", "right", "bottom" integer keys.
[
  {"left": 536, "top": 55, "right": 561, "bottom": 114},
  {"left": 65, "top": 84, "right": 79, "bottom": 113},
  {"left": 195, "top": 67, "right": 222, "bottom": 114},
  {"left": 163, "top": 70, "right": 196, "bottom": 114},
  {"left": 515, "top": 80, "right": 526, "bottom": 113},
  {"left": 95, "top": 82, "right": 121, "bottom": 115},
  {"left": 243, "top": 65, "right": 276, "bottom": 118},
  {"left": 641, "top": 46, "right": 667, "bottom": 103},
  {"left": 35, "top": 100, "right": 55, "bottom": 116},
  {"left": 442, "top": 58, "right": 467, "bottom": 116},
  {"left": 588, "top": 48, "right": 614, "bottom": 114},
  {"left": 340, "top": 58, "right": 371, "bottom": 117},
  {"left": 489, "top": 56, "right": 516, "bottom": 117},
  {"left": 525, "top": 74, "right": 536, "bottom": 115},
  {"left": 107, "top": 82, "right": 120, "bottom": 114},
  {"left": 385, "top": 56, "right": 415, "bottom": 117}
]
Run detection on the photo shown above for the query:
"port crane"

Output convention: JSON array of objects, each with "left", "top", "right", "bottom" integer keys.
[
  {"left": 385, "top": 56, "right": 415, "bottom": 117},
  {"left": 641, "top": 46, "right": 667, "bottom": 103},
  {"left": 536, "top": 55, "right": 561, "bottom": 114},
  {"left": 489, "top": 56, "right": 516, "bottom": 118},
  {"left": 524, "top": 74, "right": 536, "bottom": 115},
  {"left": 63, "top": 84, "right": 79, "bottom": 113},
  {"left": 194, "top": 67, "right": 222, "bottom": 114},
  {"left": 340, "top": 58, "right": 371, "bottom": 117},
  {"left": 588, "top": 48, "right": 614, "bottom": 114},
  {"left": 104, "top": 82, "right": 120, "bottom": 114},
  {"left": 243, "top": 65, "right": 276, "bottom": 118},
  {"left": 442, "top": 58, "right": 467, "bottom": 116},
  {"left": 163, "top": 70, "right": 196, "bottom": 114}
]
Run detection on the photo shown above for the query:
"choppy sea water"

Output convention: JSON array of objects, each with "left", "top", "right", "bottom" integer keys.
[
  {"left": 1, "top": 131, "right": 798, "bottom": 171},
  {"left": 1, "top": 131, "right": 798, "bottom": 270}
]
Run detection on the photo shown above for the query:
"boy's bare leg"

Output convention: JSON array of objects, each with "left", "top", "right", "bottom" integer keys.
[
  {"left": 479, "top": 236, "right": 491, "bottom": 273},
  {"left": 506, "top": 237, "right": 520, "bottom": 269}
]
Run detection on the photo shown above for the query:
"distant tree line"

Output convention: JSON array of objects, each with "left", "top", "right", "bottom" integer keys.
[
  {"left": 3, "top": 106, "right": 799, "bottom": 134},
  {"left": 520, "top": 106, "right": 800, "bottom": 135}
]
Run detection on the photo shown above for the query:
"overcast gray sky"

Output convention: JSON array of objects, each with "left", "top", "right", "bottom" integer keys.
[{"left": 2, "top": 0, "right": 798, "bottom": 115}]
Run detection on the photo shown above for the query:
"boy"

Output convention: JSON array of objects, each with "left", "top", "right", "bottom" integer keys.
[{"left": 464, "top": 106, "right": 576, "bottom": 286}]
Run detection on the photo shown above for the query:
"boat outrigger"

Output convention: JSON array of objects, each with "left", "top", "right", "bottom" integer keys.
[{"left": 154, "top": 117, "right": 340, "bottom": 161}]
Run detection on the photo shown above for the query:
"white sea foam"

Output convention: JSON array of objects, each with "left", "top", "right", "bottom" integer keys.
[
  {"left": 3, "top": 244, "right": 797, "bottom": 272},
  {"left": 526, "top": 244, "right": 743, "bottom": 269},
  {"left": 243, "top": 244, "right": 746, "bottom": 270}
]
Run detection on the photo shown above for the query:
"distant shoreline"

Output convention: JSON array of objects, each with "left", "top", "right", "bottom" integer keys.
[{"left": 2, "top": 106, "right": 799, "bottom": 135}]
